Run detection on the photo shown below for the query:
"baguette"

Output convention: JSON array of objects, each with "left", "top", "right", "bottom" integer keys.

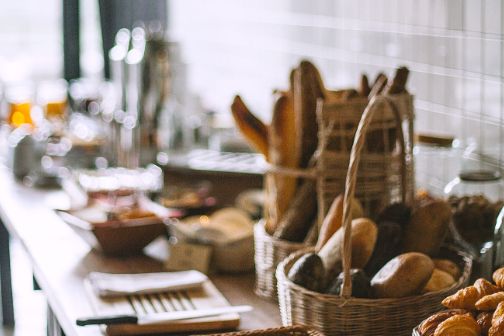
[
  {"left": 315, "top": 194, "right": 363, "bottom": 251},
  {"left": 231, "top": 95, "right": 269, "bottom": 160},
  {"left": 385, "top": 66, "right": 409, "bottom": 94},
  {"left": 268, "top": 92, "right": 298, "bottom": 228},
  {"left": 318, "top": 218, "right": 378, "bottom": 279},
  {"left": 359, "top": 74, "right": 371, "bottom": 96},
  {"left": 294, "top": 60, "right": 325, "bottom": 168},
  {"left": 273, "top": 180, "right": 317, "bottom": 242}
]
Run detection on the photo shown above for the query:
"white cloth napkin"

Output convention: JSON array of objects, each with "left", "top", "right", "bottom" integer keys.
[{"left": 87, "top": 270, "right": 208, "bottom": 297}]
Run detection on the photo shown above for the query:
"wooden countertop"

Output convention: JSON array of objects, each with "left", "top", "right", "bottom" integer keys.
[{"left": 0, "top": 167, "right": 280, "bottom": 335}]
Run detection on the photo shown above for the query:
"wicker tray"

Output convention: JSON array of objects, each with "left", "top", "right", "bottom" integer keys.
[
  {"left": 203, "top": 325, "right": 325, "bottom": 336},
  {"left": 254, "top": 222, "right": 308, "bottom": 299},
  {"left": 276, "top": 95, "right": 473, "bottom": 335}
]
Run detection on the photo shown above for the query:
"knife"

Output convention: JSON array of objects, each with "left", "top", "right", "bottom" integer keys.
[{"left": 76, "top": 305, "right": 253, "bottom": 326}]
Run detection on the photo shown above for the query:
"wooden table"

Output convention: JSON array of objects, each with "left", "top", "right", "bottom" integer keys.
[{"left": 0, "top": 167, "right": 280, "bottom": 335}]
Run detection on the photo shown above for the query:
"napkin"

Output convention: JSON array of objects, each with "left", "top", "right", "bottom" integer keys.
[{"left": 87, "top": 270, "right": 208, "bottom": 297}]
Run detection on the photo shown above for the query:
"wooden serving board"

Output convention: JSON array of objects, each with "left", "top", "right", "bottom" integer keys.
[{"left": 84, "top": 280, "right": 240, "bottom": 335}]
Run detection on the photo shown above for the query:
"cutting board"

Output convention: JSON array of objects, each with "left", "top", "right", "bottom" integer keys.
[{"left": 84, "top": 279, "right": 240, "bottom": 335}]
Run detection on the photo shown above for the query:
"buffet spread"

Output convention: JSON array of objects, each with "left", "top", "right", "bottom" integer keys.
[{"left": 3, "top": 57, "right": 504, "bottom": 336}]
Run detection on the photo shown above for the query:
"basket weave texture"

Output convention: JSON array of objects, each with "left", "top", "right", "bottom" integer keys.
[
  {"left": 203, "top": 325, "right": 325, "bottom": 336},
  {"left": 276, "top": 95, "right": 472, "bottom": 336},
  {"left": 316, "top": 92, "right": 415, "bottom": 221},
  {"left": 254, "top": 223, "right": 307, "bottom": 298},
  {"left": 277, "top": 247, "right": 471, "bottom": 336}
]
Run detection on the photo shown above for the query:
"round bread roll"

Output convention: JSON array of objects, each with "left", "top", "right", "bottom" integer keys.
[
  {"left": 422, "top": 268, "right": 456, "bottom": 294},
  {"left": 371, "top": 252, "right": 434, "bottom": 298},
  {"left": 433, "top": 259, "right": 461, "bottom": 280}
]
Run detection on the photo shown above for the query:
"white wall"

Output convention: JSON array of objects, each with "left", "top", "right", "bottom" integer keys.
[{"left": 169, "top": 0, "right": 504, "bottom": 171}]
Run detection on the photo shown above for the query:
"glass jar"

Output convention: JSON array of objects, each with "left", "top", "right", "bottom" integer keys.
[
  {"left": 444, "top": 149, "right": 504, "bottom": 278},
  {"left": 414, "top": 133, "right": 462, "bottom": 196}
]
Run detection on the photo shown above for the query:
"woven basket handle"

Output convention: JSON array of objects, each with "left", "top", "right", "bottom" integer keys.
[{"left": 340, "top": 95, "right": 408, "bottom": 298}]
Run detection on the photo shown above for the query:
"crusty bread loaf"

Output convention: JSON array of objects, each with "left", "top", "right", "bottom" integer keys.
[
  {"left": 231, "top": 95, "right": 269, "bottom": 159},
  {"left": 318, "top": 218, "right": 377, "bottom": 278},
  {"left": 402, "top": 200, "right": 452, "bottom": 256},
  {"left": 371, "top": 252, "right": 434, "bottom": 298},
  {"left": 294, "top": 60, "right": 325, "bottom": 168},
  {"left": 315, "top": 194, "right": 363, "bottom": 251},
  {"left": 273, "top": 180, "right": 317, "bottom": 242},
  {"left": 268, "top": 92, "right": 298, "bottom": 228}
]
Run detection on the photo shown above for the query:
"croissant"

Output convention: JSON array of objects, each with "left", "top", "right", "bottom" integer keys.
[
  {"left": 493, "top": 301, "right": 504, "bottom": 324},
  {"left": 477, "top": 312, "right": 492, "bottom": 336},
  {"left": 419, "top": 310, "right": 470, "bottom": 336},
  {"left": 476, "top": 292, "right": 504, "bottom": 311},
  {"left": 475, "top": 278, "right": 501, "bottom": 297},
  {"left": 493, "top": 267, "right": 504, "bottom": 289},
  {"left": 433, "top": 314, "right": 480, "bottom": 336},
  {"left": 489, "top": 316, "right": 504, "bottom": 336},
  {"left": 442, "top": 286, "right": 480, "bottom": 310}
]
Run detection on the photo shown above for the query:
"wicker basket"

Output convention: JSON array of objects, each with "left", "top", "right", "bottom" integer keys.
[
  {"left": 316, "top": 92, "right": 415, "bottom": 222},
  {"left": 277, "top": 246, "right": 471, "bottom": 336},
  {"left": 254, "top": 222, "right": 308, "bottom": 299},
  {"left": 203, "top": 325, "right": 325, "bottom": 336},
  {"left": 276, "top": 95, "right": 473, "bottom": 335}
]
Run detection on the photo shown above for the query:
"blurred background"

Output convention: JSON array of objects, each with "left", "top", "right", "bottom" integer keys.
[
  {"left": 2, "top": 0, "right": 503, "bottom": 189},
  {"left": 1, "top": 1, "right": 504, "bottom": 334}
]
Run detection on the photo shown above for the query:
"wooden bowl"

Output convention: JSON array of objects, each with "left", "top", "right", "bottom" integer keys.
[{"left": 59, "top": 211, "right": 168, "bottom": 256}]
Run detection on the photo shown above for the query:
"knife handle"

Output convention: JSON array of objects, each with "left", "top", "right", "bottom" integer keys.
[{"left": 76, "top": 314, "right": 138, "bottom": 326}]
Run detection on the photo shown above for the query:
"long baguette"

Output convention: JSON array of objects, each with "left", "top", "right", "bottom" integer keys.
[
  {"left": 268, "top": 92, "right": 298, "bottom": 228},
  {"left": 385, "top": 66, "right": 409, "bottom": 94},
  {"left": 315, "top": 194, "right": 363, "bottom": 251},
  {"left": 318, "top": 218, "right": 378, "bottom": 279},
  {"left": 231, "top": 95, "right": 269, "bottom": 160},
  {"left": 294, "top": 60, "right": 326, "bottom": 168},
  {"left": 273, "top": 180, "right": 317, "bottom": 242},
  {"left": 359, "top": 74, "right": 371, "bottom": 96}
]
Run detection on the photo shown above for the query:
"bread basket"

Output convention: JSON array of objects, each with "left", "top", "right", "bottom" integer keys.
[
  {"left": 203, "top": 325, "right": 325, "bottom": 336},
  {"left": 316, "top": 92, "right": 415, "bottom": 222},
  {"left": 254, "top": 221, "right": 309, "bottom": 298},
  {"left": 276, "top": 95, "right": 473, "bottom": 335}
]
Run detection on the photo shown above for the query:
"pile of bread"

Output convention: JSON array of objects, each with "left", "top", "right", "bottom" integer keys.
[
  {"left": 418, "top": 267, "right": 504, "bottom": 336},
  {"left": 286, "top": 193, "right": 462, "bottom": 299},
  {"left": 231, "top": 60, "right": 409, "bottom": 244}
]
